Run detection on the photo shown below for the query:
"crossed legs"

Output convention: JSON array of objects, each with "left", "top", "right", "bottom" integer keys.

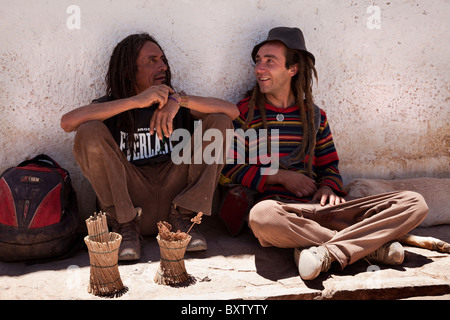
[{"left": 248, "top": 191, "right": 428, "bottom": 274}]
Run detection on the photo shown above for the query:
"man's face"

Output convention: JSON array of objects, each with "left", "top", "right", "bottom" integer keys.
[
  {"left": 254, "top": 41, "right": 296, "bottom": 96},
  {"left": 134, "top": 41, "right": 168, "bottom": 94}
]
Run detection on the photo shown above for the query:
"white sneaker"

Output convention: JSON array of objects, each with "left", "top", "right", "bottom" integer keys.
[
  {"left": 365, "top": 241, "right": 404, "bottom": 265},
  {"left": 294, "top": 246, "right": 332, "bottom": 280}
]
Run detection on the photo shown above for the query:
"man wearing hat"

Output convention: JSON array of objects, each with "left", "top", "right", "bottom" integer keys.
[{"left": 222, "top": 27, "right": 428, "bottom": 280}]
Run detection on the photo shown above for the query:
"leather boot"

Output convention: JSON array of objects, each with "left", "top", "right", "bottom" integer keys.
[
  {"left": 108, "top": 208, "right": 142, "bottom": 261},
  {"left": 169, "top": 205, "right": 207, "bottom": 252}
]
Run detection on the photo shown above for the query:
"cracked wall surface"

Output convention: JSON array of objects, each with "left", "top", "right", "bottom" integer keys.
[{"left": 1, "top": 0, "right": 449, "bottom": 218}]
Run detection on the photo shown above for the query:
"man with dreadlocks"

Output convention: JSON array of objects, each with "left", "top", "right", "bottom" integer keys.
[
  {"left": 61, "top": 33, "right": 238, "bottom": 261},
  {"left": 222, "top": 27, "right": 428, "bottom": 280}
]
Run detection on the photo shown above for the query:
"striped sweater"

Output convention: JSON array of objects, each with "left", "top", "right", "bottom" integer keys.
[{"left": 222, "top": 97, "right": 346, "bottom": 202}]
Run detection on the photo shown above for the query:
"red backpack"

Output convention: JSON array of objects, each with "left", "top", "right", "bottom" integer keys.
[{"left": 0, "top": 154, "right": 79, "bottom": 262}]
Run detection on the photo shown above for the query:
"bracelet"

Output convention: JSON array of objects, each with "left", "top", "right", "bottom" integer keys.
[
  {"left": 179, "top": 91, "right": 188, "bottom": 107},
  {"left": 168, "top": 96, "right": 181, "bottom": 106}
]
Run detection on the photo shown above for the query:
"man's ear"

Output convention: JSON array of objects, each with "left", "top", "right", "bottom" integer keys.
[{"left": 289, "top": 64, "right": 299, "bottom": 77}]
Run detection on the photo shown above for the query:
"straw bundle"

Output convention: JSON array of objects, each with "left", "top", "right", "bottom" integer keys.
[
  {"left": 154, "top": 234, "right": 192, "bottom": 285},
  {"left": 85, "top": 212, "right": 125, "bottom": 297},
  {"left": 154, "top": 213, "right": 203, "bottom": 286}
]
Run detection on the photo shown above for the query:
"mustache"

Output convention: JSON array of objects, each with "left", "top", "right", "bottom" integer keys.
[{"left": 154, "top": 73, "right": 167, "bottom": 80}]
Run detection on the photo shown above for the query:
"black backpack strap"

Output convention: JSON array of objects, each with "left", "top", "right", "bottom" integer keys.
[{"left": 17, "top": 154, "right": 61, "bottom": 169}]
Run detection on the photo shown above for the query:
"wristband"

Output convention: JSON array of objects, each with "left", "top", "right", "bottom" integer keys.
[
  {"left": 179, "top": 91, "right": 188, "bottom": 107},
  {"left": 168, "top": 96, "right": 181, "bottom": 106}
]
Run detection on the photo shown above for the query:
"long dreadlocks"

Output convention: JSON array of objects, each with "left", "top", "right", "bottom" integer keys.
[
  {"left": 243, "top": 48, "right": 318, "bottom": 177},
  {"left": 105, "top": 33, "right": 172, "bottom": 153}
]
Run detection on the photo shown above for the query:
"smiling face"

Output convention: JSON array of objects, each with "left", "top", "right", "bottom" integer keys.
[
  {"left": 134, "top": 41, "right": 168, "bottom": 94},
  {"left": 254, "top": 41, "right": 298, "bottom": 100}
]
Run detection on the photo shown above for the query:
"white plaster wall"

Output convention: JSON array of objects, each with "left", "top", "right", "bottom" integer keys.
[{"left": 1, "top": 0, "right": 449, "bottom": 218}]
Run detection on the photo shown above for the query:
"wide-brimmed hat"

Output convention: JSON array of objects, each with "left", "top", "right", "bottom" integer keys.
[{"left": 251, "top": 27, "right": 315, "bottom": 65}]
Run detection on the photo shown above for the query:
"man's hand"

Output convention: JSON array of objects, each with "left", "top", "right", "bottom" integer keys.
[
  {"left": 149, "top": 94, "right": 180, "bottom": 139},
  {"left": 133, "top": 84, "right": 174, "bottom": 109},
  {"left": 266, "top": 170, "right": 317, "bottom": 198},
  {"left": 312, "top": 186, "right": 346, "bottom": 206}
]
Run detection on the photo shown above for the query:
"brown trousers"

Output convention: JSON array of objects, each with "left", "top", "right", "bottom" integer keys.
[
  {"left": 248, "top": 191, "right": 428, "bottom": 269},
  {"left": 73, "top": 114, "right": 232, "bottom": 236}
]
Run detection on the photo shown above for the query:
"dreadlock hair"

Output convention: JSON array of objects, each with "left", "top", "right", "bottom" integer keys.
[
  {"left": 105, "top": 33, "right": 172, "bottom": 153},
  {"left": 243, "top": 46, "right": 318, "bottom": 176}
]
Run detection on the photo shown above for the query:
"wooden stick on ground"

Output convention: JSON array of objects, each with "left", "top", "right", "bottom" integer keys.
[{"left": 398, "top": 234, "right": 450, "bottom": 253}]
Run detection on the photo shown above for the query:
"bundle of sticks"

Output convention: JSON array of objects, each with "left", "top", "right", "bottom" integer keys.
[
  {"left": 154, "top": 221, "right": 192, "bottom": 286},
  {"left": 154, "top": 213, "right": 203, "bottom": 286},
  {"left": 85, "top": 212, "right": 125, "bottom": 297}
]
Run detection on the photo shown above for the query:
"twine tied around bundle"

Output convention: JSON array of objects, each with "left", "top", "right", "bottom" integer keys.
[
  {"left": 85, "top": 212, "right": 126, "bottom": 297},
  {"left": 154, "top": 212, "right": 203, "bottom": 286}
]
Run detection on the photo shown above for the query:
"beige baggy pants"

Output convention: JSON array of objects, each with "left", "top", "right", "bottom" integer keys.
[
  {"left": 248, "top": 191, "right": 428, "bottom": 269},
  {"left": 73, "top": 114, "right": 232, "bottom": 236}
]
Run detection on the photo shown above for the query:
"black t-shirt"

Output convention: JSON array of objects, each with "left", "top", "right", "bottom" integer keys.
[{"left": 93, "top": 95, "right": 193, "bottom": 166}]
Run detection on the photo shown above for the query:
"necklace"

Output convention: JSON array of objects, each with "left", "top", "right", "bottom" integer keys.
[
  {"left": 276, "top": 113, "right": 284, "bottom": 122},
  {"left": 273, "top": 106, "right": 286, "bottom": 122},
  {"left": 265, "top": 96, "right": 294, "bottom": 122}
]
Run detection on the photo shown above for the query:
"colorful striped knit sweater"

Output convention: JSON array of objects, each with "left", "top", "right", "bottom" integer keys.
[{"left": 222, "top": 97, "right": 347, "bottom": 202}]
